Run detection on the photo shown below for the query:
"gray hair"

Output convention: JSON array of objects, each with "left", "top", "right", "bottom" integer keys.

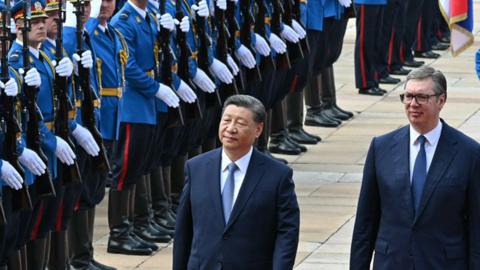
[
  {"left": 223, "top": 95, "right": 266, "bottom": 123},
  {"left": 405, "top": 66, "right": 447, "bottom": 98}
]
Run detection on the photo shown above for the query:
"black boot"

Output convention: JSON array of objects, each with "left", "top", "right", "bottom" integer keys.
[
  {"left": 150, "top": 167, "right": 175, "bottom": 230},
  {"left": 107, "top": 187, "right": 152, "bottom": 256},
  {"left": 304, "top": 74, "right": 341, "bottom": 127},
  {"left": 133, "top": 176, "right": 171, "bottom": 243},
  {"left": 48, "top": 230, "right": 69, "bottom": 270},
  {"left": 8, "top": 249, "right": 22, "bottom": 270},
  {"left": 285, "top": 91, "right": 320, "bottom": 144},
  {"left": 322, "top": 66, "right": 353, "bottom": 120},
  {"left": 269, "top": 130, "right": 302, "bottom": 155},
  {"left": 69, "top": 210, "right": 91, "bottom": 269},
  {"left": 27, "top": 238, "right": 47, "bottom": 270}
]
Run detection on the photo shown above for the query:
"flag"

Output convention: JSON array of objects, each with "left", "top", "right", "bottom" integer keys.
[{"left": 439, "top": 0, "right": 474, "bottom": 56}]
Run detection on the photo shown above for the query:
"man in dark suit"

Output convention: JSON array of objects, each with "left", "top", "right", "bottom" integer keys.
[
  {"left": 350, "top": 66, "right": 480, "bottom": 269},
  {"left": 173, "top": 95, "right": 300, "bottom": 270}
]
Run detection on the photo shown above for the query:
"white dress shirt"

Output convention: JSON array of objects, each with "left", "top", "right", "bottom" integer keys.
[
  {"left": 220, "top": 147, "right": 253, "bottom": 206},
  {"left": 409, "top": 121, "right": 443, "bottom": 183}
]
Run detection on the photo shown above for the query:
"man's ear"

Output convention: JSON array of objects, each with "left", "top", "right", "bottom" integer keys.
[{"left": 255, "top": 122, "right": 264, "bottom": 139}]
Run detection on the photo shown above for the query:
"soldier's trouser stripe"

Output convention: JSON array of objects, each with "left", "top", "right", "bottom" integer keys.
[
  {"left": 289, "top": 75, "right": 299, "bottom": 93},
  {"left": 388, "top": 30, "right": 395, "bottom": 72},
  {"left": 117, "top": 123, "right": 131, "bottom": 191},
  {"left": 55, "top": 199, "right": 64, "bottom": 232},
  {"left": 416, "top": 17, "right": 422, "bottom": 51},
  {"left": 30, "top": 202, "right": 44, "bottom": 240},
  {"left": 359, "top": 5, "right": 367, "bottom": 89}
]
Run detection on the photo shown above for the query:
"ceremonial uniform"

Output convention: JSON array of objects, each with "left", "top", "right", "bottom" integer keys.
[{"left": 353, "top": 0, "right": 387, "bottom": 94}]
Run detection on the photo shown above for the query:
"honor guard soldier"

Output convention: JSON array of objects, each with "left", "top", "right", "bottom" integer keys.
[
  {"left": 8, "top": 0, "right": 78, "bottom": 268},
  {"left": 108, "top": 0, "right": 181, "bottom": 256},
  {"left": 353, "top": 0, "right": 387, "bottom": 96}
]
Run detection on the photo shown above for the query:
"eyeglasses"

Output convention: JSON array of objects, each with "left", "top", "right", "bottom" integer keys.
[{"left": 399, "top": 93, "right": 442, "bottom": 104}]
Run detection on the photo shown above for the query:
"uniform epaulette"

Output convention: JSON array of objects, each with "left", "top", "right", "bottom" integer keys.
[
  {"left": 120, "top": 11, "right": 130, "bottom": 20},
  {"left": 9, "top": 52, "right": 20, "bottom": 62}
]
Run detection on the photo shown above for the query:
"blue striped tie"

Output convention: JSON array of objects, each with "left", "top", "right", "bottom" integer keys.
[
  {"left": 222, "top": 163, "right": 238, "bottom": 224},
  {"left": 412, "top": 135, "right": 427, "bottom": 213}
]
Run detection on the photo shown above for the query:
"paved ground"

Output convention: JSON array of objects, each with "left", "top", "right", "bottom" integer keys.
[{"left": 90, "top": 5, "right": 480, "bottom": 269}]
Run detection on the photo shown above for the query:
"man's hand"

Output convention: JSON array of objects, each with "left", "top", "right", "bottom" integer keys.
[
  {"left": 235, "top": 45, "right": 256, "bottom": 69},
  {"left": 18, "top": 148, "right": 47, "bottom": 176},
  {"left": 291, "top": 20, "right": 306, "bottom": 39},
  {"left": 280, "top": 24, "right": 300, "bottom": 43},
  {"left": 192, "top": 68, "right": 216, "bottom": 93},
  {"left": 160, "top": 13, "right": 175, "bottom": 31},
  {"left": 156, "top": 83, "right": 180, "bottom": 107},
  {"left": 210, "top": 58, "right": 234, "bottom": 84},
  {"left": 177, "top": 80, "right": 198, "bottom": 103},
  {"left": 55, "top": 136, "right": 77, "bottom": 165},
  {"left": 0, "top": 160, "right": 23, "bottom": 190},
  {"left": 254, "top": 33, "right": 271, "bottom": 56},
  {"left": 192, "top": 0, "right": 209, "bottom": 18},
  {"left": 226, "top": 54, "right": 239, "bottom": 75},
  {"left": 269, "top": 33, "right": 287, "bottom": 54},
  {"left": 72, "top": 125, "right": 100, "bottom": 157},
  {"left": 0, "top": 78, "right": 19, "bottom": 96},
  {"left": 55, "top": 57, "right": 74, "bottom": 77}
]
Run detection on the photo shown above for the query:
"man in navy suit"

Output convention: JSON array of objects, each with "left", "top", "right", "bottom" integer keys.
[
  {"left": 173, "top": 95, "right": 300, "bottom": 270},
  {"left": 350, "top": 66, "right": 480, "bottom": 269}
]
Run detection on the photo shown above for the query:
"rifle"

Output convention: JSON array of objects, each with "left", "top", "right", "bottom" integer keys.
[
  {"left": 72, "top": 0, "right": 110, "bottom": 173},
  {"left": 194, "top": 0, "right": 221, "bottom": 108},
  {"left": 20, "top": 0, "right": 54, "bottom": 204},
  {"left": 214, "top": 0, "right": 239, "bottom": 103},
  {"left": 239, "top": 0, "right": 262, "bottom": 82},
  {"left": 0, "top": 0, "right": 16, "bottom": 221},
  {"left": 54, "top": 0, "right": 81, "bottom": 185},
  {"left": 254, "top": 0, "right": 276, "bottom": 72},
  {"left": 282, "top": 0, "right": 304, "bottom": 61},
  {"left": 158, "top": 1, "right": 184, "bottom": 127},
  {"left": 292, "top": 0, "right": 309, "bottom": 54},
  {"left": 270, "top": 0, "right": 291, "bottom": 69},
  {"left": 174, "top": 0, "right": 202, "bottom": 121},
  {"left": 225, "top": 0, "right": 244, "bottom": 93}
]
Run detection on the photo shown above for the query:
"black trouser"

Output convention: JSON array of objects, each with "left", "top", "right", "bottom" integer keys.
[
  {"left": 413, "top": 0, "right": 436, "bottom": 53},
  {"left": 354, "top": 4, "right": 385, "bottom": 89},
  {"left": 377, "top": 0, "right": 408, "bottom": 75},
  {"left": 402, "top": 0, "right": 426, "bottom": 61},
  {"left": 0, "top": 188, "right": 20, "bottom": 265},
  {"left": 325, "top": 17, "right": 349, "bottom": 66},
  {"left": 110, "top": 122, "right": 156, "bottom": 191}
]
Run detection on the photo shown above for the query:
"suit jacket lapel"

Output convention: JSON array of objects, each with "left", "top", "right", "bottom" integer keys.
[
  {"left": 206, "top": 149, "right": 225, "bottom": 227},
  {"left": 225, "top": 149, "right": 266, "bottom": 231},
  {"left": 392, "top": 126, "right": 415, "bottom": 219},
  {"left": 414, "top": 123, "right": 458, "bottom": 224}
]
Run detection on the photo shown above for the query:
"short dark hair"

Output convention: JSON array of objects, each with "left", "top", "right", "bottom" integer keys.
[
  {"left": 405, "top": 66, "right": 447, "bottom": 99},
  {"left": 222, "top": 95, "right": 266, "bottom": 123}
]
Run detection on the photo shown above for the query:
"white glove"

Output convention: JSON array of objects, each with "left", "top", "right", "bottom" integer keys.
[
  {"left": 269, "top": 33, "right": 287, "bottom": 54},
  {"left": 54, "top": 57, "right": 74, "bottom": 77},
  {"left": 176, "top": 16, "right": 190, "bottom": 32},
  {"left": 18, "top": 148, "right": 47, "bottom": 176},
  {"left": 64, "top": 2, "right": 77, "bottom": 28},
  {"left": 191, "top": 0, "right": 209, "bottom": 18},
  {"left": 291, "top": 19, "right": 306, "bottom": 39},
  {"left": 156, "top": 83, "right": 180, "bottom": 107},
  {"left": 235, "top": 45, "right": 256, "bottom": 69},
  {"left": 55, "top": 136, "right": 76, "bottom": 165},
  {"left": 254, "top": 33, "right": 271, "bottom": 56},
  {"left": 216, "top": 0, "right": 227, "bottom": 10},
  {"left": 0, "top": 160, "right": 23, "bottom": 190},
  {"left": 210, "top": 58, "right": 233, "bottom": 84},
  {"left": 0, "top": 78, "right": 19, "bottom": 96},
  {"left": 337, "top": 0, "right": 351, "bottom": 7},
  {"left": 226, "top": 54, "right": 239, "bottom": 75},
  {"left": 72, "top": 125, "right": 100, "bottom": 157},
  {"left": 90, "top": 0, "right": 101, "bottom": 18},
  {"left": 192, "top": 68, "right": 216, "bottom": 93},
  {"left": 177, "top": 80, "right": 197, "bottom": 103},
  {"left": 280, "top": 24, "right": 300, "bottom": 43},
  {"left": 73, "top": 50, "right": 93, "bottom": 70},
  {"left": 20, "top": 68, "right": 42, "bottom": 88},
  {"left": 160, "top": 13, "right": 175, "bottom": 31}
]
